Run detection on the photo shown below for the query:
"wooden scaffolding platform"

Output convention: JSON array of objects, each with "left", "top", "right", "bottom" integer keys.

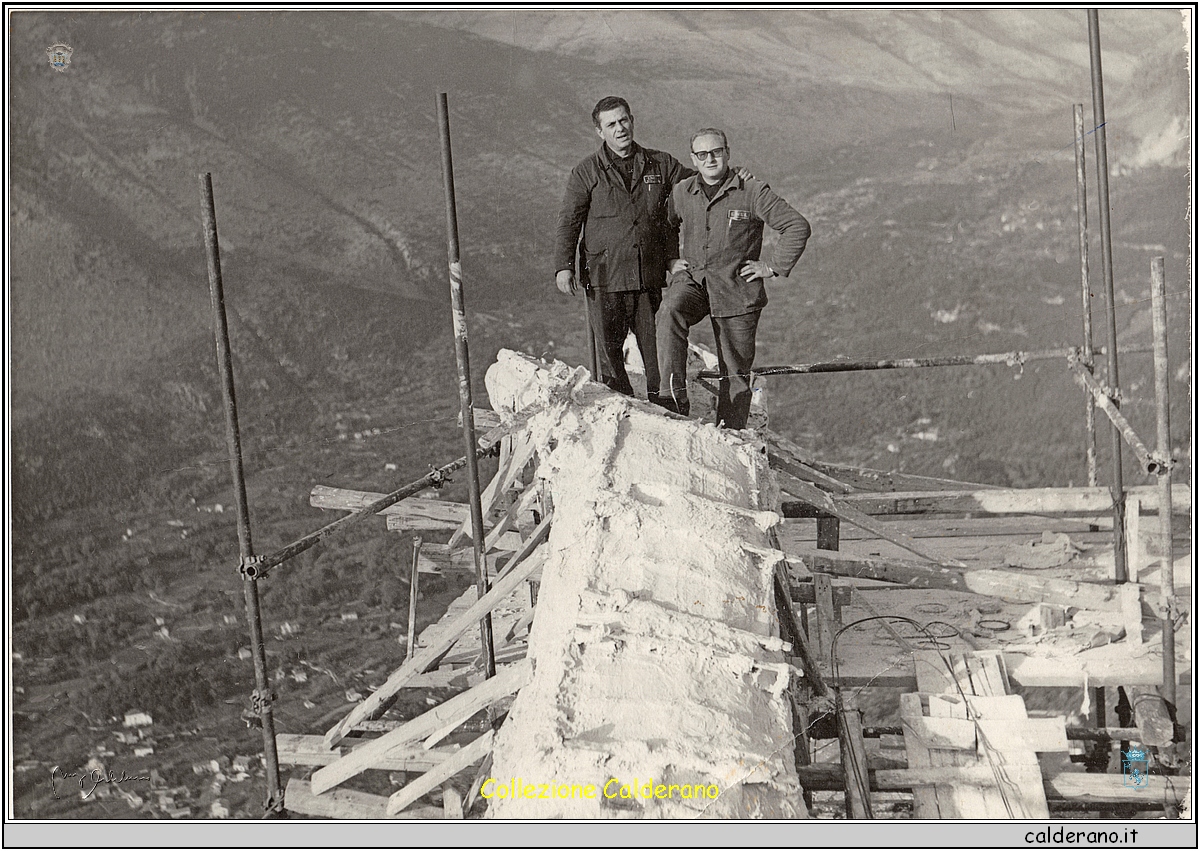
[{"left": 272, "top": 363, "right": 1190, "bottom": 819}]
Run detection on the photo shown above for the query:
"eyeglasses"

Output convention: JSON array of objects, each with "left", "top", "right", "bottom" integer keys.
[{"left": 691, "top": 146, "right": 728, "bottom": 161}]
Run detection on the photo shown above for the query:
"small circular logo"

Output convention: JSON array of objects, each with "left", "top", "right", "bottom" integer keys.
[{"left": 46, "top": 43, "right": 73, "bottom": 72}]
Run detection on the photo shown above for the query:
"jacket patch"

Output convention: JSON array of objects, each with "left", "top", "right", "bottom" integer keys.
[
  {"left": 643, "top": 173, "right": 664, "bottom": 184},
  {"left": 728, "top": 209, "right": 753, "bottom": 221}
]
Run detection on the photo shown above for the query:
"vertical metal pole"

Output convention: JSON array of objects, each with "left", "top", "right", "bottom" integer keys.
[
  {"left": 198, "top": 173, "right": 283, "bottom": 816},
  {"left": 1073, "top": 103, "right": 1098, "bottom": 488},
  {"left": 406, "top": 536, "right": 422, "bottom": 663},
  {"left": 437, "top": 92, "right": 498, "bottom": 682},
  {"left": 1150, "top": 258, "right": 1176, "bottom": 710},
  {"left": 1087, "top": 9, "right": 1127, "bottom": 584}
]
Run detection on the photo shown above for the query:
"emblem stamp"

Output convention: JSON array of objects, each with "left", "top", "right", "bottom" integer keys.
[
  {"left": 1122, "top": 748, "right": 1149, "bottom": 788},
  {"left": 46, "top": 43, "right": 73, "bottom": 72}
]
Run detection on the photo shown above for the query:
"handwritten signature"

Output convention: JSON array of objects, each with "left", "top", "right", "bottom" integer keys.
[{"left": 50, "top": 765, "right": 150, "bottom": 799}]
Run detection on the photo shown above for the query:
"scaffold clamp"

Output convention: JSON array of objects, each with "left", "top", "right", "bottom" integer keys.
[
  {"left": 428, "top": 466, "right": 451, "bottom": 489},
  {"left": 250, "top": 687, "right": 275, "bottom": 715},
  {"left": 239, "top": 555, "right": 265, "bottom": 580}
]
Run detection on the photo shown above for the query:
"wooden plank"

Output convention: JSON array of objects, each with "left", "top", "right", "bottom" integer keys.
[
  {"left": 464, "top": 407, "right": 503, "bottom": 431},
  {"left": 915, "top": 651, "right": 965, "bottom": 694},
  {"left": 796, "top": 549, "right": 1126, "bottom": 612},
  {"left": 311, "top": 487, "right": 468, "bottom": 528},
  {"left": 448, "top": 435, "right": 537, "bottom": 549},
  {"left": 276, "top": 734, "right": 450, "bottom": 771},
  {"left": 1121, "top": 583, "right": 1143, "bottom": 646},
  {"left": 966, "top": 652, "right": 1009, "bottom": 697},
  {"left": 1042, "top": 771, "right": 1178, "bottom": 803},
  {"left": 782, "top": 484, "right": 1191, "bottom": 518},
  {"left": 900, "top": 693, "right": 940, "bottom": 817},
  {"left": 782, "top": 475, "right": 965, "bottom": 567},
  {"left": 773, "top": 558, "right": 828, "bottom": 697},
  {"left": 285, "top": 778, "right": 443, "bottom": 820},
  {"left": 386, "top": 730, "right": 494, "bottom": 816},
  {"left": 313, "top": 660, "right": 529, "bottom": 795},
  {"left": 823, "top": 652, "right": 1176, "bottom": 690},
  {"left": 816, "top": 516, "right": 841, "bottom": 550},
  {"left": 768, "top": 449, "right": 856, "bottom": 495},
  {"left": 814, "top": 573, "right": 836, "bottom": 666},
  {"left": 761, "top": 428, "right": 1000, "bottom": 492},
  {"left": 927, "top": 686, "right": 989, "bottom": 818},
  {"left": 801, "top": 765, "right": 1178, "bottom": 803},
  {"left": 442, "top": 784, "right": 464, "bottom": 819},
  {"left": 324, "top": 514, "right": 551, "bottom": 747},
  {"left": 786, "top": 515, "right": 1120, "bottom": 540},
  {"left": 901, "top": 709, "right": 978, "bottom": 751},
  {"left": 837, "top": 693, "right": 873, "bottom": 818},
  {"left": 976, "top": 718, "right": 1069, "bottom": 754}
]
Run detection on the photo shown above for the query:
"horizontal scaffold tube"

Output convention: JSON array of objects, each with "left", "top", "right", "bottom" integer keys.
[
  {"left": 250, "top": 408, "right": 538, "bottom": 579},
  {"left": 1069, "top": 359, "right": 1166, "bottom": 475},
  {"left": 698, "top": 344, "right": 1150, "bottom": 379}
]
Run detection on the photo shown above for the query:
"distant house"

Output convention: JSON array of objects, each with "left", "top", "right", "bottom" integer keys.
[
  {"left": 134, "top": 746, "right": 154, "bottom": 758},
  {"left": 123, "top": 711, "right": 153, "bottom": 728},
  {"left": 210, "top": 801, "right": 230, "bottom": 819},
  {"left": 232, "top": 755, "right": 253, "bottom": 773}
]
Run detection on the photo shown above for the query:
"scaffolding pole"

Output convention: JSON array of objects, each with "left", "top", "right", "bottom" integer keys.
[
  {"left": 1073, "top": 103, "right": 1099, "bottom": 488},
  {"left": 198, "top": 173, "right": 284, "bottom": 817},
  {"left": 1150, "top": 258, "right": 1176, "bottom": 717},
  {"left": 1087, "top": 8, "right": 1128, "bottom": 584},
  {"left": 437, "top": 92, "right": 497, "bottom": 682}
]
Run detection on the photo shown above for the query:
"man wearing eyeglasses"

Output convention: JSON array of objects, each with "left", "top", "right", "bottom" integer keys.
[
  {"left": 657, "top": 129, "right": 810, "bottom": 430},
  {"left": 553, "top": 96, "right": 693, "bottom": 403}
]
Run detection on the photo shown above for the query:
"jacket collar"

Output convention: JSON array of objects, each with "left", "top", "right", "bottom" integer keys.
[
  {"left": 683, "top": 169, "right": 742, "bottom": 202},
  {"left": 599, "top": 141, "right": 645, "bottom": 170}
]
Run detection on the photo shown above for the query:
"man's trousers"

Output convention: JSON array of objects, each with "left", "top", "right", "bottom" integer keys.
[
  {"left": 656, "top": 276, "right": 760, "bottom": 429},
  {"left": 585, "top": 287, "right": 662, "bottom": 400}
]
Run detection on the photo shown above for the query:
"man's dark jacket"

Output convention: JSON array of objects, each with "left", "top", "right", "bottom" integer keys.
[
  {"left": 668, "top": 171, "right": 811, "bottom": 317},
  {"left": 554, "top": 143, "right": 691, "bottom": 293}
]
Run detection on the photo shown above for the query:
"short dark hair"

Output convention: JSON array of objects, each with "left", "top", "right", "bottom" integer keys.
[
  {"left": 592, "top": 96, "right": 632, "bottom": 128},
  {"left": 690, "top": 128, "right": 728, "bottom": 151}
]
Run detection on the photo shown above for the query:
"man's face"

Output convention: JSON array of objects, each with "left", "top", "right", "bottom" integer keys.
[
  {"left": 595, "top": 107, "right": 634, "bottom": 156},
  {"left": 690, "top": 133, "right": 729, "bottom": 184}
]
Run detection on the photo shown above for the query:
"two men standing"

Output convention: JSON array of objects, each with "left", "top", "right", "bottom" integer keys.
[{"left": 554, "top": 98, "right": 810, "bottom": 430}]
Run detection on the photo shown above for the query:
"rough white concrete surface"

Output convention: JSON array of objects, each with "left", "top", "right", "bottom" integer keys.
[{"left": 483, "top": 351, "right": 807, "bottom": 819}]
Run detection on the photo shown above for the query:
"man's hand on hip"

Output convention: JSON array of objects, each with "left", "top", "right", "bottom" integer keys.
[
  {"left": 739, "top": 260, "right": 777, "bottom": 282},
  {"left": 555, "top": 269, "right": 577, "bottom": 295}
]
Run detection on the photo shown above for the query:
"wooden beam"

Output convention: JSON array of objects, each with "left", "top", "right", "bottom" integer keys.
[
  {"left": 767, "top": 447, "right": 855, "bottom": 495},
  {"left": 276, "top": 734, "right": 450, "bottom": 772},
  {"left": 313, "top": 660, "right": 529, "bottom": 795},
  {"left": 310, "top": 487, "right": 468, "bottom": 529},
  {"left": 324, "top": 514, "right": 551, "bottom": 748},
  {"left": 795, "top": 548, "right": 1127, "bottom": 612},
  {"left": 780, "top": 474, "right": 964, "bottom": 567},
  {"left": 387, "top": 729, "right": 494, "bottom": 816},
  {"left": 782, "top": 484, "right": 1191, "bottom": 518},
  {"left": 761, "top": 428, "right": 999, "bottom": 492},
  {"left": 817, "top": 651, "right": 1173, "bottom": 689},
  {"left": 838, "top": 693, "right": 874, "bottom": 818},
  {"left": 284, "top": 778, "right": 443, "bottom": 820},
  {"left": 795, "top": 764, "right": 1178, "bottom": 805},
  {"left": 813, "top": 573, "right": 836, "bottom": 666}
]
